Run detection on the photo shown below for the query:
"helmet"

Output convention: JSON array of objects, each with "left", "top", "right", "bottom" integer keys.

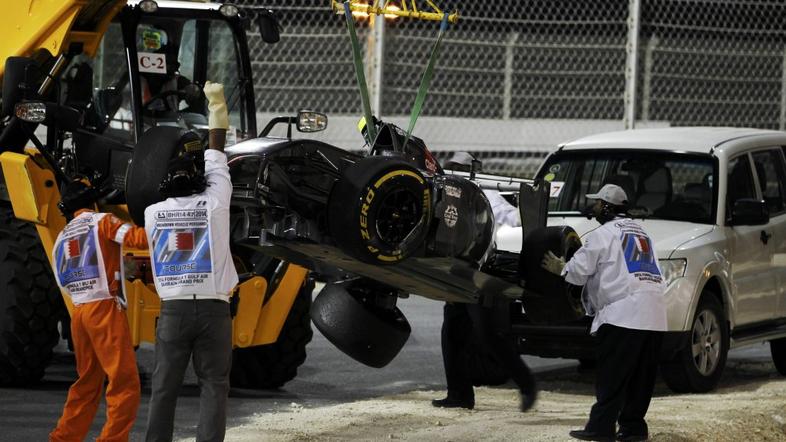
[
  {"left": 58, "top": 179, "right": 98, "bottom": 219},
  {"left": 158, "top": 131, "right": 206, "bottom": 198}
]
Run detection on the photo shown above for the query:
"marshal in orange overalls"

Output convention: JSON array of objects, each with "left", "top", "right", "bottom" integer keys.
[{"left": 49, "top": 208, "right": 148, "bottom": 442}]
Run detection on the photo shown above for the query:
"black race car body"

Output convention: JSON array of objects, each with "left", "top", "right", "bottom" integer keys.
[
  {"left": 226, "top": 123, "right": 522, "bottom": 304},
  {"left": 225, "top": 118, "right": 586, "bottom": 368}
]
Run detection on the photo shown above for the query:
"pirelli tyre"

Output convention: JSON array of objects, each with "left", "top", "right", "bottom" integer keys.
[
  {"left": 310, "top": 281, "right": 411, "bottom": 368},
  {"left": 230, "top": 278, "right": 314, "bottom": 389},
  {"left": 661, "top": 293, "right": 729, "bottom": 393},
  {"left": 519, "top": 225, "right": 584, "bottom": 324},
  {"left": 328, "top": 157, "right": 431, "bottom": 264},
  {"left": 0, "top": 205, "right": 66, "bottom": 386}
]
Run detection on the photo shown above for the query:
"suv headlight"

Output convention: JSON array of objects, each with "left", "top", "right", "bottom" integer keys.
[{"left": 659, "top": 258, "right": 687, "bottom": 287}]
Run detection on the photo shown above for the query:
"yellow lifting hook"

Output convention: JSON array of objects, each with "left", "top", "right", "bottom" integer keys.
[{"left": 331, "top": 0, "right": 459, "bottom": 24}]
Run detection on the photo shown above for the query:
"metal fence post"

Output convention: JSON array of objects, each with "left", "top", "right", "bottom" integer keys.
[
  {"left": 367, "top": 14, "right": 386, "bottom": 117},
  {"left": 503, "top": 32, "right": 519, "bottom": 120},
  {"left": 641, "top": 36, "right": 658, "bottom": 122},
  {"left": 780, "top": 47, "right": 786, "bottom": 130},
  {"left": 624, "top": 0, "right": 642, "bottom": 129}
]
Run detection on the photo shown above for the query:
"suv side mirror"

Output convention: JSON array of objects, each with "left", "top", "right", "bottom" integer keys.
[
  {"left": 730, "top": 198, "right": 769, "bottom": 226},
  {"left": 256, "top": 10, "right": 280, "bottom": 44}
]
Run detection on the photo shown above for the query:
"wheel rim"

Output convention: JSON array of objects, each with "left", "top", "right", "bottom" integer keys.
[
  {"left": 375, "top": 187, "right": 421, "bottom": 245},
  {"left": 690, "top": 309, "right": 722, "bottom": 376}
]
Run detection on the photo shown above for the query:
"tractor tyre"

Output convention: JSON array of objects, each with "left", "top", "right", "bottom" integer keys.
[
  {"left": 311, "top": 280, "right": 411, "bottom": 368},
  {"left": 230, "top": 278, "right": 314, "bottom": 389},
  {"left": 328, "top": 156, "right": 431, "bottom": 264},
  {"left": 0, "top": 205, "right": 66, "bottom": 386}
]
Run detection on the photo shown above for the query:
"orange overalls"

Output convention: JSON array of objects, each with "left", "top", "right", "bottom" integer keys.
[{"left": 50, "top": 209, "right": 148, "bottom": 442}]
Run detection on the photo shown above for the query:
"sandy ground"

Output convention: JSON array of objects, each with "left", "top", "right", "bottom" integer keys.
[{"left": 219, "top": 358, "right": 786, "bottom": 441}]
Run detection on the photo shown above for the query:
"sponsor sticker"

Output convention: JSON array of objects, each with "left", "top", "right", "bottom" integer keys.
[
  {"left": 444, "top": 205, "right": 458, "bottom": 228},
  {"left": 549, "top": 181, "right": 565, "bottom": 197}
]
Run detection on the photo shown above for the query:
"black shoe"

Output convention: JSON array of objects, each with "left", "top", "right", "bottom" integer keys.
[
  {"left": 568, "top": 429, "right": 615, "bottom": 442},
  {"left": 519, "top": 389, "right": 537, "bottom": 412},
  {"left": 431, "top": 396, "right": 474, "bottom": 410},
  {"left": 616, "top": 430, "right": 648, "bottom": 441}
]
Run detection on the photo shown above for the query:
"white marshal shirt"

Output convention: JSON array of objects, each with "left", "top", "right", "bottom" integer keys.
[
  {"left": 144, "top": 149, "right": 239, "bottom": 302},
  {"left": 562, "top": 217, "right": 668, "bottom": 335}
]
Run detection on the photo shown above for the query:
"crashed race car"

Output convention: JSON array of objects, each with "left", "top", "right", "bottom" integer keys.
[{"left": 227, "top": 113, "right": 584, "bottom": 369}]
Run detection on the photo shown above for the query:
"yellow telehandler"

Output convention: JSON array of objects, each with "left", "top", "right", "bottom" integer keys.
[{"left": 0, "top": 0, "right": 312, "bottom": 389}]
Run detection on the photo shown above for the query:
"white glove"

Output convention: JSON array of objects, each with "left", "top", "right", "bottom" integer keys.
[
  {"left": 541, "top": 250, "right": 566, "bottom": 276},
  {"left": 204, "top": 81, "right": 229, "bottom": 130}
]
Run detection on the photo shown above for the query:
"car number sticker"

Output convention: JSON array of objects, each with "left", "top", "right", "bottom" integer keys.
[
  {"left": 445, "top": 185, "right": 462, "bottom": 198},
  {"left": 444, "top": 205, "right": 458, "bottom": 227},
  {"left": 549, "top": 181, "right": 565, "bottom": 197},
  {"left": 138, "top": 52, "right": 167, "bottom": 74}
]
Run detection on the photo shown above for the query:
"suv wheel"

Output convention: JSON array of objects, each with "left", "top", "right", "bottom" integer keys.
[{"left": 661, "top": 293, "right": 728, "bottom": 393}]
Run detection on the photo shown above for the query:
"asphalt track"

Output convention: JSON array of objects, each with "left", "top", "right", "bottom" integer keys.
[{"left": 0, "top": 296, "right": 772, "bottom": 440}]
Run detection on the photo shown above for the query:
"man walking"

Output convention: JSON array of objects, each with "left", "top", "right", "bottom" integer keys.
[
  {"left": 431, "top": 153, "right": 537, "bottom": 412},
  {"left": 50, "top": 180, "right": 148, "bottom": 442},
  {"left": 144, "top": 81, "right": 237, "bottom": 442},
  {"left": 542, "top": 184, "right": 667, "bottom": 442}
]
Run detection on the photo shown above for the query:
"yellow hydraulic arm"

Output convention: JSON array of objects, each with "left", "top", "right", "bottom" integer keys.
[{"left": 0, "top": 0, "right": 124, "bottom": 78}]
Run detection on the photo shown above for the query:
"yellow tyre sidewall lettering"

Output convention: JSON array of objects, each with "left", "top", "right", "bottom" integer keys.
[{"left": 358, "top": 169, "right": 430, "bottom": 263}]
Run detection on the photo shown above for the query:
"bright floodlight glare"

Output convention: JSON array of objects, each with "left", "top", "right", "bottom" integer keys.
[
  {"left": 219, "top": 4, "right": 240, "bottom": 17},
  {"left": 139, "top": 0, "right": 158, "bottom": 13},
  {"left": 384, "top": 4, "right": 401, "bottom": 19}
]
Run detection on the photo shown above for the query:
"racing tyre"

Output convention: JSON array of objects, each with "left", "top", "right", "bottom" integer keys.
[
  {"left": 230, "top": 279, "right": 314, "bottom": 389},
  {"left": 328, "top": 156, "right": 431, "bottom": 264},
  {"left": 0, "top": 205, "right": 66, "bottom": 386},
  {"left": 769, "top": 337, "right": 786, "bottom": 376},
  {"left": 125, "top": 126, "right": 191, "bottom": 226},
  {"left": 310, "top": 281, "right": 411, "bottom": 368},
  {"left": 519, "top": 225, "right": 584, "bottom": 324},
  {"left": 661, "top": 293, "right": 728, "bottom": 393}
]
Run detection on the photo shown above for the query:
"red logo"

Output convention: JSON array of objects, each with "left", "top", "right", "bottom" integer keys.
[
  {"left": 168, "top": 232, "right": 195, "bottom": 251},
  {"left": 65, "top": 239, "right": 81, "bottom": 259}
]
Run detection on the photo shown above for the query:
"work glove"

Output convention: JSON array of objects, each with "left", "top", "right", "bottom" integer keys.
[
  {"left": 204, "top": 81, "right": 229, "bottom": 130},
  {"left": 540, "top": 250, "right": 566, "bottom": 276}
]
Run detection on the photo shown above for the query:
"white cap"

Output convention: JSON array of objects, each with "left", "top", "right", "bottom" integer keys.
[{"left": 586, "top": 184, "right": 628, "bottom": 205}]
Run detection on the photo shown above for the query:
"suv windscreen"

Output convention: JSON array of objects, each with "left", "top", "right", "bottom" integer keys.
[{"left": 539, "top": 151, "right": 716, "bottom": 224}]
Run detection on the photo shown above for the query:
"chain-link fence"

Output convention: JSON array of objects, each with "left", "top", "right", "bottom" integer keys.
[{"left": 238, "top": 0, "right": 786, "bottom": 177}]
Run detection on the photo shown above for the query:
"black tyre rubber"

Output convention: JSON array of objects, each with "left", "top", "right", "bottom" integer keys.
[
  {"left": 310, "top": 281, "right": 411, "bottom": 368},
  {"left": 125, "top": 126, "right": 188, "bottom": 226},
  {"left": 519, "top": 225, "right": 584, "bottom": 324},
  {"left": 328, "top": 156, "right": 431, "bottom": 264},
  {"left": 661, "top": 293, "right": 728, "bottom": 393},
  {"left": 769, "top": 337, "right": 786, "bottom": 376},
  {"left": 230, "top": 278, "right": 314, "bottom": 389},
  {"left": 0, "top": 205, "right": 66, "bottom": 386}
]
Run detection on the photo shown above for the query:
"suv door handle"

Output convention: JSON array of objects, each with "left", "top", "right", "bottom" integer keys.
[{"left": 761, "top": 230, "right": 772, "bottom": 245}]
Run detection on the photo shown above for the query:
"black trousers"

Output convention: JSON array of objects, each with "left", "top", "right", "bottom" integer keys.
[
  {"left": 585, "top": 324, "right": 663, "bottom": 436},
  {"left": 441, "top": 302, "right": 535, "bottom": 400},
  {"left": 145, "top": 299, "right": 233, "bottom": 442}
]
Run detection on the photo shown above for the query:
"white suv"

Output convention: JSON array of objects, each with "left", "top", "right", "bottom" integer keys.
[{"left": 499, "top": 127, "right": 786, "bottom": 393}]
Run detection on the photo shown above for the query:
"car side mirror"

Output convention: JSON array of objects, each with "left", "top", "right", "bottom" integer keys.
[
  {"left": 296, "top": 110, "right": 327, "bottom": 133},
  {"left": 256, "top": 10, "right": 280, "bottom": 44},
  {"left": 730, "top": 198, "right": 769, "bottom": 226}
]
